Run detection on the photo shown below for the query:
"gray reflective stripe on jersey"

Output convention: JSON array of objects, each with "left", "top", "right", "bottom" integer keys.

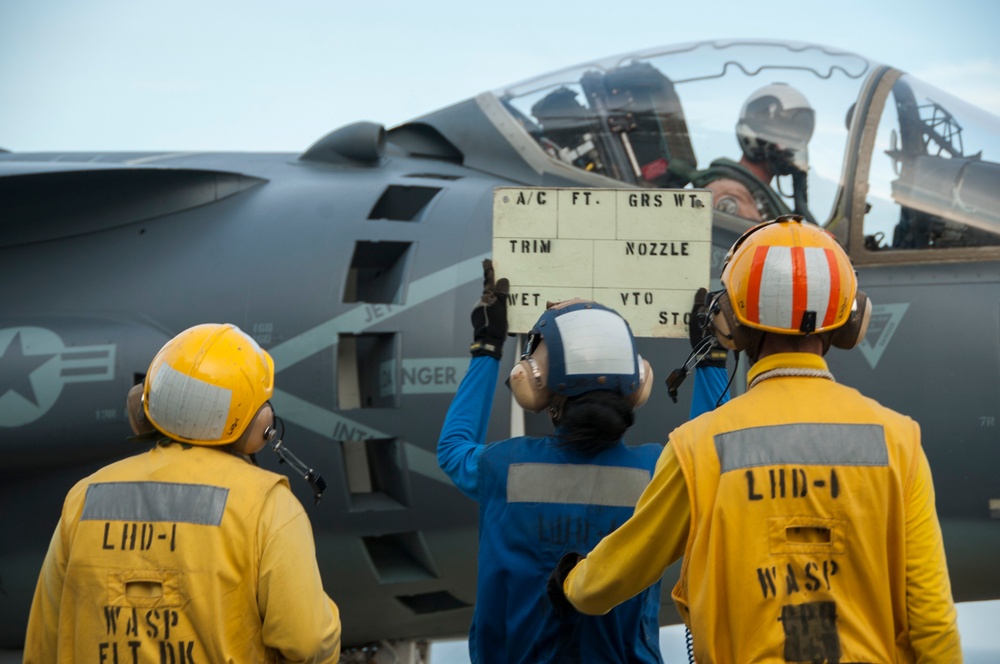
[
  {"left": 715, "top": 423, "right": 888, "bottom": 473},
  {"left": 81, "top": 482, "right": 229, "bottom": 525},
  {"left": 507, "top": 463, "right": 650, "bottom": 507}
]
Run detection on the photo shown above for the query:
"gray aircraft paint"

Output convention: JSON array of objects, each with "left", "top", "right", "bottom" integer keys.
[
  {"left": 1, "top": 40, "right": 997, "bottom": 654},
  {"left": 266, "top": 253, "right": 489, "bottom": 369}
]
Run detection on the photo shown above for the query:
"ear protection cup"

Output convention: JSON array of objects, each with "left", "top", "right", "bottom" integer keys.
[
  {"left": 232, "top": 403, "right": 274, "bottom": 455},
  {"left": 830, "top": 290, "right": 871, "bottom": 350},
  {"left": 127, "top": 383, "right": 156, "bottom": 436},
  {"left": 509, "top": 343, "right": 553, "bottom": 413},
  {"left": 711, "top": 291, "right": 757, "bottom": 352},
  {"left": 626, "top": 357, "right": 654, "bottom": 409}
]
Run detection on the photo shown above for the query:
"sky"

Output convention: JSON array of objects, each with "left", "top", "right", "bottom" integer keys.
[
  {"left": 2, "top": 0, "right": 998, "bottom": 660},
  {"left": 1, "top": 0, "right": 999, "bottom": 154}
]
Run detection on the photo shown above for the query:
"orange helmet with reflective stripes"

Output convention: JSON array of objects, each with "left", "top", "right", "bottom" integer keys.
[{"left": 721, "top": 215, "right": 857, "bottom": 335}]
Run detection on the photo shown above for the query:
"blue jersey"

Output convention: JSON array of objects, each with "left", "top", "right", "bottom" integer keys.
[{"left": 438, "top": 355, "right": 727, "bottom": 663}]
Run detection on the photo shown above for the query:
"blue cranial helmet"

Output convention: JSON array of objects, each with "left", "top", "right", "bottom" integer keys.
[{"left": 509, "top": 300, "right": 652, "bottom": 413}]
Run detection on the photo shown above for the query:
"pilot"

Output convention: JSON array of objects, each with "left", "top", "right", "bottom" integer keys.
[
  {"left": 24, "top": 324, "right": 341, "bottom": 663},
  {"left": 437, "top": 260, "right": 728, "bottom": 663},
  {"left": 548, "top": 216, "right": 962, "bottom": 662},
  {"left": 695, "top": 83, "right": 816, "bottom": 223}
]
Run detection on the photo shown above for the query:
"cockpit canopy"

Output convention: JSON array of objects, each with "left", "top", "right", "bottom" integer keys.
[{"left": 493, "top": 40, "right": 1000, "bottom": 258}]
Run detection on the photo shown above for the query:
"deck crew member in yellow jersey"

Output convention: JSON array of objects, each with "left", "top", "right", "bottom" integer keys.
[
  {"left": 548, "top": 215, "right": 962, "bottom": 662},
  {"left": 24, "top": 323, "right": 341, "bottom": 663}
]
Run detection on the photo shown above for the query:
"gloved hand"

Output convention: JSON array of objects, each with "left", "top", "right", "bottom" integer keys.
[
  {"left": 470, "top": 259, "right": 509, "bottom": 359},
  {"left": 690, "top": 287, "right": 727, "bottom": 368},
  {"left": 546, "top": 552, "right": 583, "bottom": 619}
]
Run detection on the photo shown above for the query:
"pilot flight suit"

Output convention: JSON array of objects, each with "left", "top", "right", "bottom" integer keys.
[
  {"left": 24, "top": 442, "right": 341, "bottom": 664},
  {"left": 563, "top": 352, "right": 962, "bottom": 663},
  {"left": 438, "top": 354, "right": 726, "bottom": 663}
]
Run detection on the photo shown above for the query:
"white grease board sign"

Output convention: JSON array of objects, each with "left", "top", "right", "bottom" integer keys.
[{"left": 492, "top": 187, "right": 712, "bottom": 338}]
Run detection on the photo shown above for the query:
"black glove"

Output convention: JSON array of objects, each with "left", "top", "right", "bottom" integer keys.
[
  {"left": 470, "top": 259, "right": 509, "bottom": 359},
  {"left": 690, "top": 288, "right": 727, "bottom": 369},
  {"left": 546, "top": 552, "right": 583, "bottom": 619}
]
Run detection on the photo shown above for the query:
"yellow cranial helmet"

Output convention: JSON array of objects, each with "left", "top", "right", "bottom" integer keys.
[
  {"left": 143, "top": 324, "right": 274, "bottom": 446},
  {"left": 721, "top": 215, "right": 857, "bottom": 336}
]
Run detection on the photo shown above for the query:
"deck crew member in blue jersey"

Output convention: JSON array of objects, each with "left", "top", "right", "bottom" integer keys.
[
  {"left": 438, "top": 260, "right": 728, "bottom": 663},
  {"left": 25, "top": 324, "right": 341, "bottom": 663},
  {"left": 549, "top": 216, "right": 962, "bottom": 662}
]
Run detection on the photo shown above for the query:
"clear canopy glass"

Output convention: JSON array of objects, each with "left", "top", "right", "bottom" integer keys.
[{"left": 492, "top": 40, "right": 1000, "bottom": 254}]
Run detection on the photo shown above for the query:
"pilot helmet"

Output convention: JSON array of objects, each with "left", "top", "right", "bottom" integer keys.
[
  {"left": 508, "top": 300, "right": 653, "bottom": 413},
  {"left": 138, "top": 323, "right": 275, "bottom": 449},
  {"left": 715, "top": 215, "right": 870, "bottom": 353},
  {"left": 736, "top": 83, "right": 815, "bottom": 176}
]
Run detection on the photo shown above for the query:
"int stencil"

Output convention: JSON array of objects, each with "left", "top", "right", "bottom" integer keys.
[{"left": 492, "top": 187, "right": 713, "bottom": 337}]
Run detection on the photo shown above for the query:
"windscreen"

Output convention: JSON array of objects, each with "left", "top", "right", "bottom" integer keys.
[
  {"left": 495, "top": 40, "right": 873, "bottom": 226},
  {"left": 863, "top": 74, "right": 1000, "bottom": 251}
]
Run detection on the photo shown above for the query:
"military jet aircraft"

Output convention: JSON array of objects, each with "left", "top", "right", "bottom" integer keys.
[{"left": 1, "top": 39, "right": 998, "bottom": 655}]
